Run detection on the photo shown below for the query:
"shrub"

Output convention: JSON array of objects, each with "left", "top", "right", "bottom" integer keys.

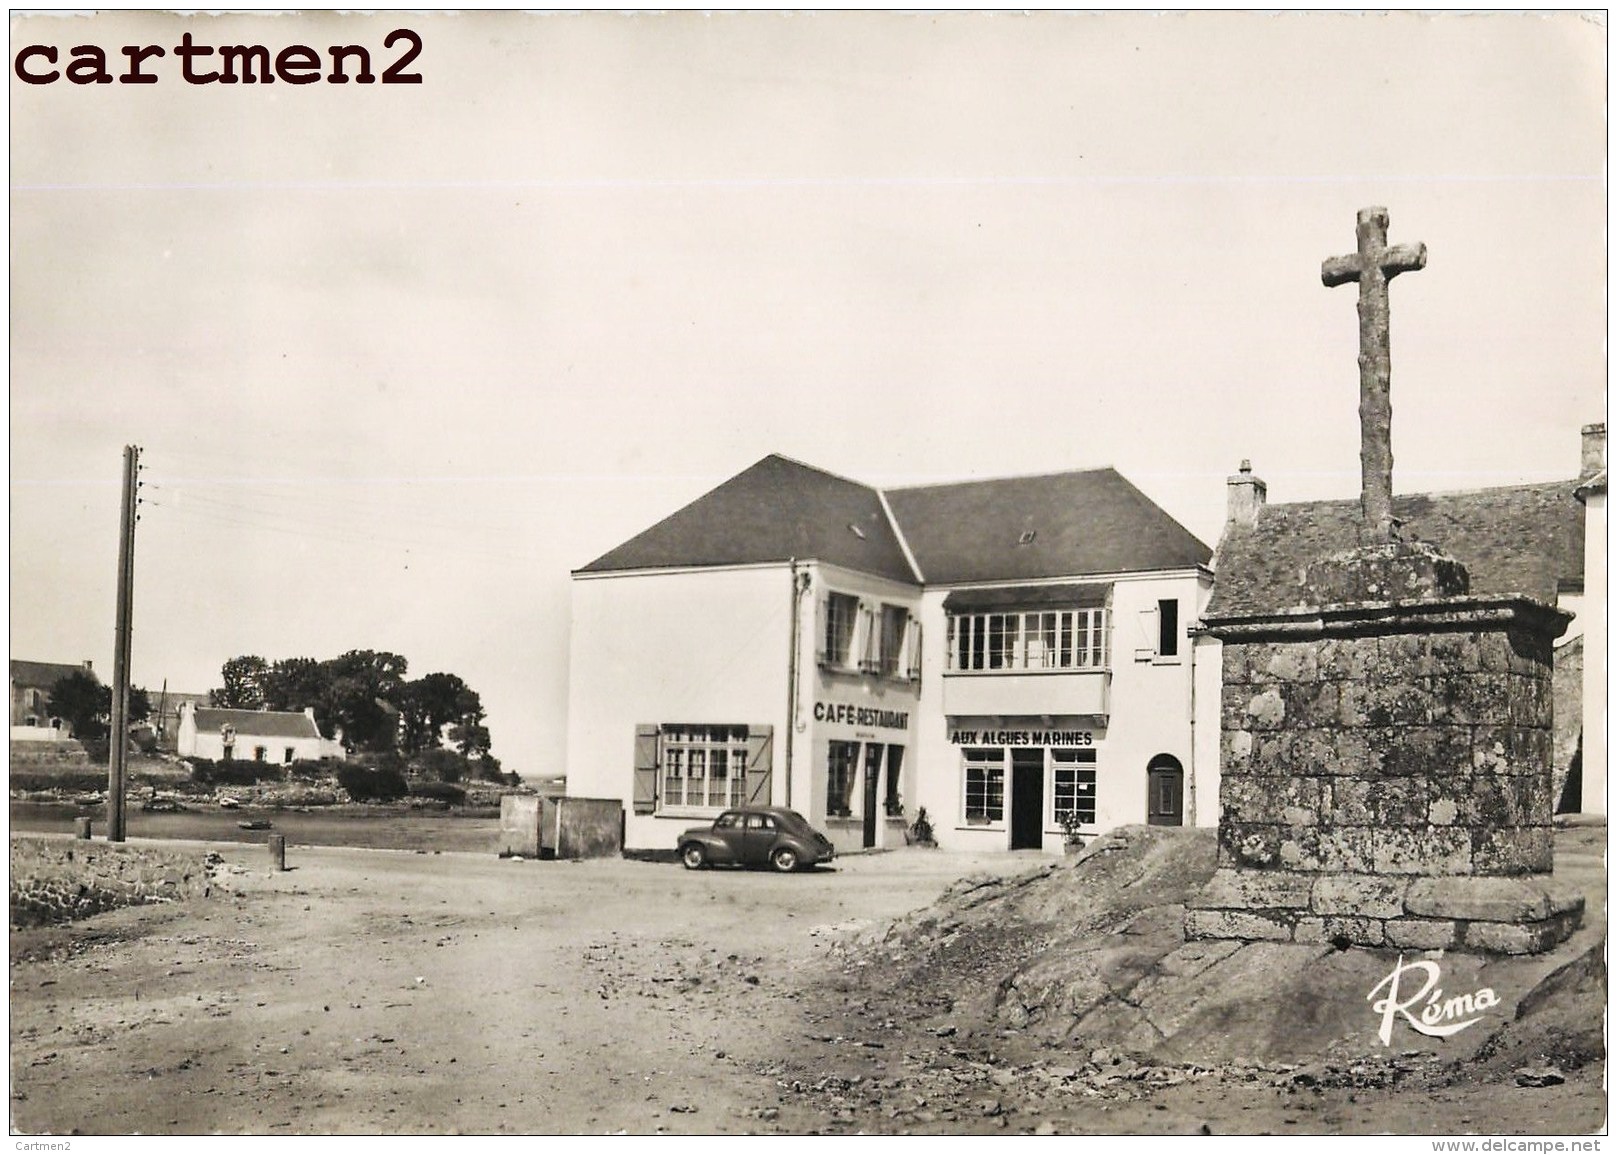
[
  {"left": 187, "top": 758, "right": 286, "bottom": 787},
  {"left": 409, "top": 780, "right": 467, "bottom": 805},
  {"left": 336, "top": 761, "right": 409, "bottom": 802},
  {"left": 9, "top": 771, "right": 107, "bottom": 794},
  {"left": 414, "top": 748, "right": 466, "bottom": 784},
  {"left": 79, "top": 737, "right": 110, "bottom": 765}
]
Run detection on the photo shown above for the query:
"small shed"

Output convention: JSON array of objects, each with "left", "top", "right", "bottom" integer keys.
[{"left": 500, "top": 794, "right": 622, "bottom": 860}]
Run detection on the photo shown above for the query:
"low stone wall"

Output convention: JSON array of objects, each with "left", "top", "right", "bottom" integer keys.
[
  {"left": 10, "top": 835, "right": 215, "bottom": 928},
  {"left": 1185, "top": 868, "right": 1583, "bottom": 955}
]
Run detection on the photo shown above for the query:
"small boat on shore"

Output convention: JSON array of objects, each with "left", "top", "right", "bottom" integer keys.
[{"left": 237, "top": 819, "right": 273, "bottom": 831}]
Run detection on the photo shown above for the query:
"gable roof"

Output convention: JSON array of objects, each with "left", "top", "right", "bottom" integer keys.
[
  {"left": 1207, "top": 479, "right": 1585, "bottom": 617},
  {"left": 578, "top": 457, "right": 1212, "bottom": 586},
  {"left": 193, "top": 707, "right": 321, "bottom": 740},
  {"left": 576, "top": 455, "right": 918, "bottom": 582},
  {"left": 885, "top": 468, "right": 1212, "bottom": 584},
  {"left": 10, "top": 660, "right": 96, "bottom": 689}
]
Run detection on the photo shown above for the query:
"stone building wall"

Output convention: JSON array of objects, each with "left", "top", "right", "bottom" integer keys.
[{"left": 1187, "top": 597, "right": 1582, "bottom": 955}]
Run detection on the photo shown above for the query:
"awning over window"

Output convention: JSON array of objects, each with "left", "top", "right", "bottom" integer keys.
[{"left": 942, "top": 582, "right": 1112, "bottom": 613}]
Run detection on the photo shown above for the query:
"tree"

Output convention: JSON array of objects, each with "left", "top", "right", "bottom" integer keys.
[
  {"left": 47, "top": 671, "right": 110, "bottom": 740},
  {"left": 128, "top": 685, "right": 152, "bottom": 723},
  {"left": 213, "top": 655, "right": 268, "bottom": 709},
  {"left": 262, "top": 657, "right": 328, "bottom": 721},
  {"left": 448, "top": 721, "right": 492, "bottom": 759},
  {"left": 323, "top": 650, "right": 409, "bottom": 753},
  {"left": 400, "top": 672, "right": 483, "bottom": 755}
]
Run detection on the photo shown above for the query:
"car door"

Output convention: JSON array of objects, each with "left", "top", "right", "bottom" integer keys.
[
  {"left": 710, "top": 811, "right": 742, "bottom": 862},
  {"left": 740, "top": 812, "right": 772, "bottom": 865}
]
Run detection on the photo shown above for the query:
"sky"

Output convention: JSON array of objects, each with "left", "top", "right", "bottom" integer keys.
[{"left": 9, "top": 10, "right": 1606, "bottom": 777}]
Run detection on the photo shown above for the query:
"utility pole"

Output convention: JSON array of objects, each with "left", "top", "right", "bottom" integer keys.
[{"left": 107, "top": 445, "right": 140, "bottom": 842}]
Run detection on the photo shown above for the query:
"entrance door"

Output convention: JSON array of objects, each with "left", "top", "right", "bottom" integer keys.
[
  {"left": 1009, "top": 749, "right": 1045, "bottom": 850},
  {"left": 1147, "top": 755, "right": 1184, "bottom": 826},
  {"left": 861, "top": 744, "right": 884, "bottom": 848}
]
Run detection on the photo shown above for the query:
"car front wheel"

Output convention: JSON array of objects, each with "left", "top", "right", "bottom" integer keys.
[
  {"left": 770, "top": 846, "right": 799, "bottom": 873},
  {"left": 681, "top": 843, "right": 708, "bottom": 870}
]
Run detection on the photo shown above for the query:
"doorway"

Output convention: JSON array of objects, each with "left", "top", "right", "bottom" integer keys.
[
  {"left": 1009, "top": 749, "right": 1045, "bottom": 849},
  {"left": 1147, "top": 754, "right": 1184, "bottom": 826},
  {"left": 861, "top": 744, "right": 884, "bottom": 848}
]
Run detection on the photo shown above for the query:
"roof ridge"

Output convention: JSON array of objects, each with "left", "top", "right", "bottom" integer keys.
[
  {"left": 760, "top": 452, "right": 880, "bottom": 493},
  {"left": 1265, "top": 477, "right": 1581, "bottom": 510},
  {"left": 885, "top": 464, "right": 1119, "bottom": 494}
]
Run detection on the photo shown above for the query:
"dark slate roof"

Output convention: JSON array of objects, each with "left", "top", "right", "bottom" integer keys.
[
  {"left": 10, "top": 660, "right": 95, "bottom": 689},
  {"left": 576, "top": 455, "right": 918, "bottom": 582},
  {"left": 194, "top": 707, "right": 321, "bottom": 740},
  {"left": 885, "top": 468, "right": 1212, "bottom": 585},
  {"left": 1207, "top": 480, "right": 1585, "bottom": 617}
]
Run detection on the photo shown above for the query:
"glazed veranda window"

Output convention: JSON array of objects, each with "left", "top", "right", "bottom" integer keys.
[{"left": 947, "top": 608, "right": 1109, "bottom": 672}]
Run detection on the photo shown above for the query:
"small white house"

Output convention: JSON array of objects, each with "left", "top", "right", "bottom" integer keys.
[
  {"left": 565, "top": 454, "right": 1215, "bottom": 855},
  {"left": 176, "top": 701, "right": 343, "bottom": 764}
]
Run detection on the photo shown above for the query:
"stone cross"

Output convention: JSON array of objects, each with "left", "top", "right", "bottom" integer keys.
[{"left": 1322, "top": 206, "right": 1426, "bottom": 545}]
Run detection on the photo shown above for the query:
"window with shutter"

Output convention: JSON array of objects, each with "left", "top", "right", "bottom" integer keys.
[
  {"left": 745, "top": 725, "right": 774, "bottom": 806},
  {"left": 632, "top": 724, "right": 660, "bottom": 813}
]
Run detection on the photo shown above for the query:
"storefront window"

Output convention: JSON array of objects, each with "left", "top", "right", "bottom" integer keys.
[
  {"left": 827, "top": 740, "right": 858, "bottom": 817},
  {"left": 1052, "top": 748, "right": 1098, "bottom": 826},
  {"left": 884, "top": 745, "right": 905, "bottom": 816},
  {"left": 962, "top": 747, "right": 1004, "bottom": 824}
]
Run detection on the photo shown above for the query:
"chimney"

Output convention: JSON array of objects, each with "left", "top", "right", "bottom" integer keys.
[
  {"left": 81, "top": 660, "right": 93, "bottom": 671},
  {"left": 1226, "top": 459, "right": 1267, "bottom": 528},
  {"left": 1580, "top": 422, "right": 1606, "bottom": 479}
]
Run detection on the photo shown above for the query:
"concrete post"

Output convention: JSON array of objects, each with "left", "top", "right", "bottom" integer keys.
[
  {"left": 74, "top": 817, "right": 92, "bottom": 840},
  {"left": 268, "top": 833, "right": 286, "bottom": 871}
]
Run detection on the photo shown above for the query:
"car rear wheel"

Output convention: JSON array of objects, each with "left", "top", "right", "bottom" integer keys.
[
  {"left": 681, "top": 843, "right": 708, "bottom": 870},
  {"left": 770, "top": 846, "right": 799, "bottom": 873}
]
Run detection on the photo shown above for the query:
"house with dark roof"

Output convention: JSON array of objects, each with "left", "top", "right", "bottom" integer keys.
[
  {"left": 175, "top": 701, "right": 345, "bottom": 764},
  {"left": 10, "top": 658, "right": 97, "bottom": 741},
  {"left": 1204, "top": 422, "right": 1604, "bottom": 816},
  {"left": 567, "top": 454, "right": 1214, "bottom": 854}
]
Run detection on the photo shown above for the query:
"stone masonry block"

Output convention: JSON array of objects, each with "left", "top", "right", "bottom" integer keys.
[
  {"left": 1317, "top": 636, "right": 1379, "bottom": 683},
  {"left": 1291, "top": 729, "right": 1365, "bottom": 776},
  {"left": 1428, "top": 630, "right": 1483, "bottom": 674},
  {"left": 1471, "top": 827, "right": 1553, "bottom": 876},
  {"left": 1219, "top": 823, "right": 1282, "bottom": 869},
  {"left": 1221, "top": 775, "right": 1321, "bottom": 826},
  {"left": 1363, "top": 680, "right": 1444, "bottom": 728},
  {"left": 1293, "top": 917, "right": 1328, "bottom": 945},
  {"left": 1222, "top": 729, "right": 1254, "bottom": 773},
  {"left": 1404, "top": 875, "right": 1560, "bottom": 922},
  {"left": 1372, "top": 826, "right": 1472, "bottom": 875},
  {"left": 1383, "top": 918, "right": 1459, "bottom": 951},
  {"left": 1331, "top": 778, "right": 1428, "bottom": 826},
  {"left": 1191, "top": 868, "right": 1313, "bottom": 911},
  {"left": 1262, "top": 645, "right": 1319, "bottom": 683},
  {"left": 1281, "top": 681, "right": 1339, "bottom": 726},
  {"left": 1275, "top": 826, "right": 1324, "bottom": 871},
  {"left": 1184, "top": 909, "right": 1292, "bottom": 943},
  {"left": 1314, "top": 827, "right": 1374, "bottom": 873},
  {"left": 1310, "top": 874, "right": 1410, "bottom": 918},
  {"left": 1321, "top": 916, "right": 1385, "bottom": 947},
  {"left": 1461, "top": 918, "right": 1571, "bottom": 957},
  {"left": 1244, "top": 687, "right": 1287, "bottom": 730}
]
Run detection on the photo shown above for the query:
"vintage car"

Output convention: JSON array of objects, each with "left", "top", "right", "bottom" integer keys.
[{"left": 677, "top": 806, "right": 836, "bottom": 872}]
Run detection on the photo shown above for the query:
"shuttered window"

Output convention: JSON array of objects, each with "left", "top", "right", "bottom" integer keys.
[{"left": 635, "top": 723, "right": 773, "bottom": 814}]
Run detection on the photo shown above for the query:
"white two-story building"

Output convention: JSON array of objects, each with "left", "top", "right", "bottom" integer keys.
[{"left": 565, "top": 454, "right": 1215, "bottom": 855}]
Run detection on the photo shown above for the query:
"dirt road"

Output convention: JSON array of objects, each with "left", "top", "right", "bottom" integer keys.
[
  {"left": 9, "top": 839, "right": 1029, "bottom": 1134},
  {"left": 10, "top": 836, "right": 1606, "bottom": 1136}
]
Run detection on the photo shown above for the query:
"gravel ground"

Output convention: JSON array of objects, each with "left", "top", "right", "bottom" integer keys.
[{"left": 8, "top": 834, "right": 1606, "bottom": 1137}]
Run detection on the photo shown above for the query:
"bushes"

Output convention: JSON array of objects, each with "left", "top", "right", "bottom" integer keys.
[
  {"left": 9, "top": 770, "right": 107, "bottom": 794},
  {"left": 409, "top": 780, "right": 467, "bottom": 805},
  {"left": 187, "top": 758, "right": 286, "bottom": 788},
  {"left": 336, "top": 761, "right": 409, "bottom": 802}
]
